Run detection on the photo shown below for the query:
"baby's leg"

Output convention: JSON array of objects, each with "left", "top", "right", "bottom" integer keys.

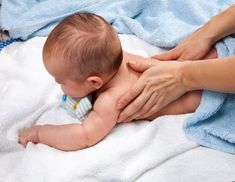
[
  {"left": 147, "top": 90, "right": 202, "bottom": 120},
  {"left": 203, "top": 48, "right": 217, "bottom": 59}
]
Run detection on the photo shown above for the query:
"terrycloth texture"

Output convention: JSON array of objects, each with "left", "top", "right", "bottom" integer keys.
[
  {"left": 0, "top": 0, "right": 234, "bottom": 47},
  {"left": 60, "top": 94, "right": 92, "bottom": 121},
  {"left": 184, "top": 92, "right": 235, "bottom": 154},
  {"left": 1, "top": 0, "right": 235, "bottom": 154},
  {"left": 1, "top": 35, "right": 235, "bottom": 182}
]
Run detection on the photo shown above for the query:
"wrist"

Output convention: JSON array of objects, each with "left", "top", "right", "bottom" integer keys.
[
  {"left": 198, "top": 20, "right": 219, "bottom": 47},
  {"left": 179, "top": 61, "right": 198, "bottom": 92},
  {"left": 208, "top": 18, "right": 223, "bottom": 43},
  {"left": 202, "top": 5, "right": 235, "bottom": 45}
]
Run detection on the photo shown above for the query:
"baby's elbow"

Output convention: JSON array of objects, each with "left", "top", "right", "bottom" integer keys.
[
  {"left": 84, "top": 132, "right": 101, "bottom": 147},
  {"left": 71, "top": 124, "right": 106, "bottom": 149}
]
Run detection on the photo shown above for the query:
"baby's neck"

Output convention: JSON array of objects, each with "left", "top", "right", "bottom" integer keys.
[{"left": 97, "top": 51, "right": 140, "bottom": 95}]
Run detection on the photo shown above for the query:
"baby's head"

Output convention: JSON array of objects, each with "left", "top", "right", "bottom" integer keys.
[{"left": 43, "top": 12, "right": 123, "bottom": 98}]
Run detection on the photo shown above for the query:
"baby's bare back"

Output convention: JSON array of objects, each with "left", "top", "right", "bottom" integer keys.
[{"left": 99, "top": 52, "right": 152, "bottom": 107}]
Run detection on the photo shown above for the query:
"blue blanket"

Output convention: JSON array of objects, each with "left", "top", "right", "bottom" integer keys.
[{"left": 1, "top": 0, "right": 235, "bottom": 154}]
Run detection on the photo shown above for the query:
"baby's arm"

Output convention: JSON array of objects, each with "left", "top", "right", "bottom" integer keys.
[{"left": 19, "top": 93, "right": 119, "bottom": 151}]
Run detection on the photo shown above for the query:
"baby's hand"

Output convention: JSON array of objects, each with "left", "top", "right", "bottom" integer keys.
[{"left": 19, "top": 126, "right": 39, "bottom": 147}]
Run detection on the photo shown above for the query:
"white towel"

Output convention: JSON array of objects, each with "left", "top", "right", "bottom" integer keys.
[{"left": 0, "top": 35, "right": 235, "bottom": 182}]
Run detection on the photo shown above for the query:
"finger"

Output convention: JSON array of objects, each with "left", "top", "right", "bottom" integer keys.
[
  {"left": 126, "top": 58, "right": 156, "bottom": 73},
  {"left": 19, "top": 133, "right": 24, "bottom": 143},
  {"left": 124, "top": 116, "right": 141, "bottom": 123},
  {"left": 117, "top": 76, "right": 146, "bottom": 110},
  {"left": 123, "top": 116, "right": 133, "bottom": 123},
  {"left": 178, "top": 52, "right": 190, "bottom": 60},
  {"left": 128, "top": 91, "right": 156, "bottom": 120},
  {"left": 20, "top": 137, "right": 28, "bottom": 147},
  {"left": 117, "top": 92, "right": 149, "bottom": 123},
  {"left": 132, "top": 91, "right": 158, "bottom": 120},
  {"left": 138, "top": 106, "right": 159, "bottom": 120},
  {"left": 178, "top": 50, "right": 202, "bottom": 61},
  {"left": 117, "top": 86, "right": 151, "bottom": 123},
  {"left": 151, "top": 49, "right": 179, "bottom": 61},
  {"left": 140, "top": 96, "right": 163, "bottom": 119}
]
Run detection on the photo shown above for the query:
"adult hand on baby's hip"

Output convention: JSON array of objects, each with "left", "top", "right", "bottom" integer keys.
[
  {"left": 151, "top": 28, "right": 214, "bottom": 61},
  {"left": 117, "top": 58, "right": 187, "bottom": 123}
]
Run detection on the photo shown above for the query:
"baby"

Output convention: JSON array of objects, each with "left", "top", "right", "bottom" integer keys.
[{"left": 19, "top": 12, "right": 203, "bottom": 151}]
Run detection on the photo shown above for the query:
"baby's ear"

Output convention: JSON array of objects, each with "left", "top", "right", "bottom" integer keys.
[{"left": 87, "top": 76, "right": 103, "bottom": 89}]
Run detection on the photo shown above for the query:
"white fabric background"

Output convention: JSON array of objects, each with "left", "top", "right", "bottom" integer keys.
[{"left": 0, "top": 35, "right": 234, "bottom": 182}]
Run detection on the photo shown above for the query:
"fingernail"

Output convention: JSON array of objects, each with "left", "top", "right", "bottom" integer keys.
[
  {"left": 117, "top": 116, "right": 123, "bottom": 123},
  {"left": 126, "top": 118, "right": 132, "bottom": 122},
  {"left": 117, "top": 119, "right": 123, "bottom": 123},
  {"left": 128, "top": 61, "right": 136, "bottom": 65},
  {"left": 117, "top": 103, "right": 122, "bottom": 110}
]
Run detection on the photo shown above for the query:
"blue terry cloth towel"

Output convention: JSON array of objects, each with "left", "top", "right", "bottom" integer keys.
[{"left": 1, "top": 0, "right": 235, "bottom": 154}]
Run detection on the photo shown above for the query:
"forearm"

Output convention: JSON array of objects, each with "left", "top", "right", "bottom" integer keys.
[
  {"left": 181, "top": 55, "right": 235, "bottom": 93},
  {"left": 36, "top": 95, "right": 118, "bottom": 151},
  {"left": 202, "top": 5, "right": 235, "bottom": 45},
  {"left": 37, "top": 124, "right": 88, "bottom": 151}
]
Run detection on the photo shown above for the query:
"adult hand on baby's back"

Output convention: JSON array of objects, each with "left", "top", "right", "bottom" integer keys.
[
  {"left": 151, "top": 28, "right": 214, "bottom": 61},
  {"left": 117, "top": 58, "right": 187, "bottom": 123}
]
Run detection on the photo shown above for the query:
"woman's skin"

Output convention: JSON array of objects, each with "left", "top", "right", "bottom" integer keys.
[{"left": 117, "top": 5, "right": 235, "bottom": 123}]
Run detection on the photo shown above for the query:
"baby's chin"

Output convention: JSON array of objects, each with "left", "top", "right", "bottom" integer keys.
[
  {"left": 70, "top": 96, "right": 83, "bottom": 100},
  {"left": 70, "top": 94, "right": 87, "bottom": 99},
  {"left": 67, "top": 90, "right": 93, "bottom": 99}
]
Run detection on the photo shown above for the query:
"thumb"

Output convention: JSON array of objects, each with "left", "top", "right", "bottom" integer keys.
[
  {"left": 127, "top": 59, "right": 156, "bottom": 73},
  {"left": 151, "top": 49, "right": 179, "bottom": 61}
]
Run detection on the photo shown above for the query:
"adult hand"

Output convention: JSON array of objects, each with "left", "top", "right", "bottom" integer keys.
[
  {"left": 152, "top": 28, "right": 214, "bottom": 61},
  {"left": 117, "top": 58, "right": 187, "bottom": 123}
]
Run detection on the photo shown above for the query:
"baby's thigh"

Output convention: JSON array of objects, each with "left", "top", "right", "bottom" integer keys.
[
  {"left": 147, "top": 90, "right": 202, "bottom": 120},
  {"left": 180, "top": 90, "right": 202, "bottom": 113},
  {"left": 203, "top": 48, "right": 218, "bottom": 60}
]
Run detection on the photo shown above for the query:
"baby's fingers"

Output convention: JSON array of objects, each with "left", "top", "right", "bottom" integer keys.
[
  {"left": 19, "top": 136, "right": 28, "bottom": 147},
  {"left": 19, "top": 131, "right": 29, "bottom": 147}
]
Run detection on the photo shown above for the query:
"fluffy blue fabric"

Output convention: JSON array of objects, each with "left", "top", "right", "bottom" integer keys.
[
  {"left": 0, "top": 0, "right": 233, "bottom": 47},
  {"left": 1, "top": 0, "right": 235, "bottom": 153}
]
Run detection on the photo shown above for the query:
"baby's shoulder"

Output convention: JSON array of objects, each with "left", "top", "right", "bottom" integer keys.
[
  {"left": 98, "top": 88, "right": 120, "bottom": 101},
  {"left": 95, "top": 88, "right": 120, "bottom": 106},
  {"left": 91, "top": 90, "right": 120, "bottom": 116}
]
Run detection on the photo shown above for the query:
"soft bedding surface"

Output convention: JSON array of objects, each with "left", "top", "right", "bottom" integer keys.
[
  {"left": 0, "top": 35, "right": 235, "bottom": 182},
  {"left": 2, "top": 0, "right": 235, "bottom": 154}
]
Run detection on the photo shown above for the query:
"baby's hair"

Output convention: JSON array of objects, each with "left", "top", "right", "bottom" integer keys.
[{"left": 43, "top": 12, "right": 123, "bottom": 80}]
